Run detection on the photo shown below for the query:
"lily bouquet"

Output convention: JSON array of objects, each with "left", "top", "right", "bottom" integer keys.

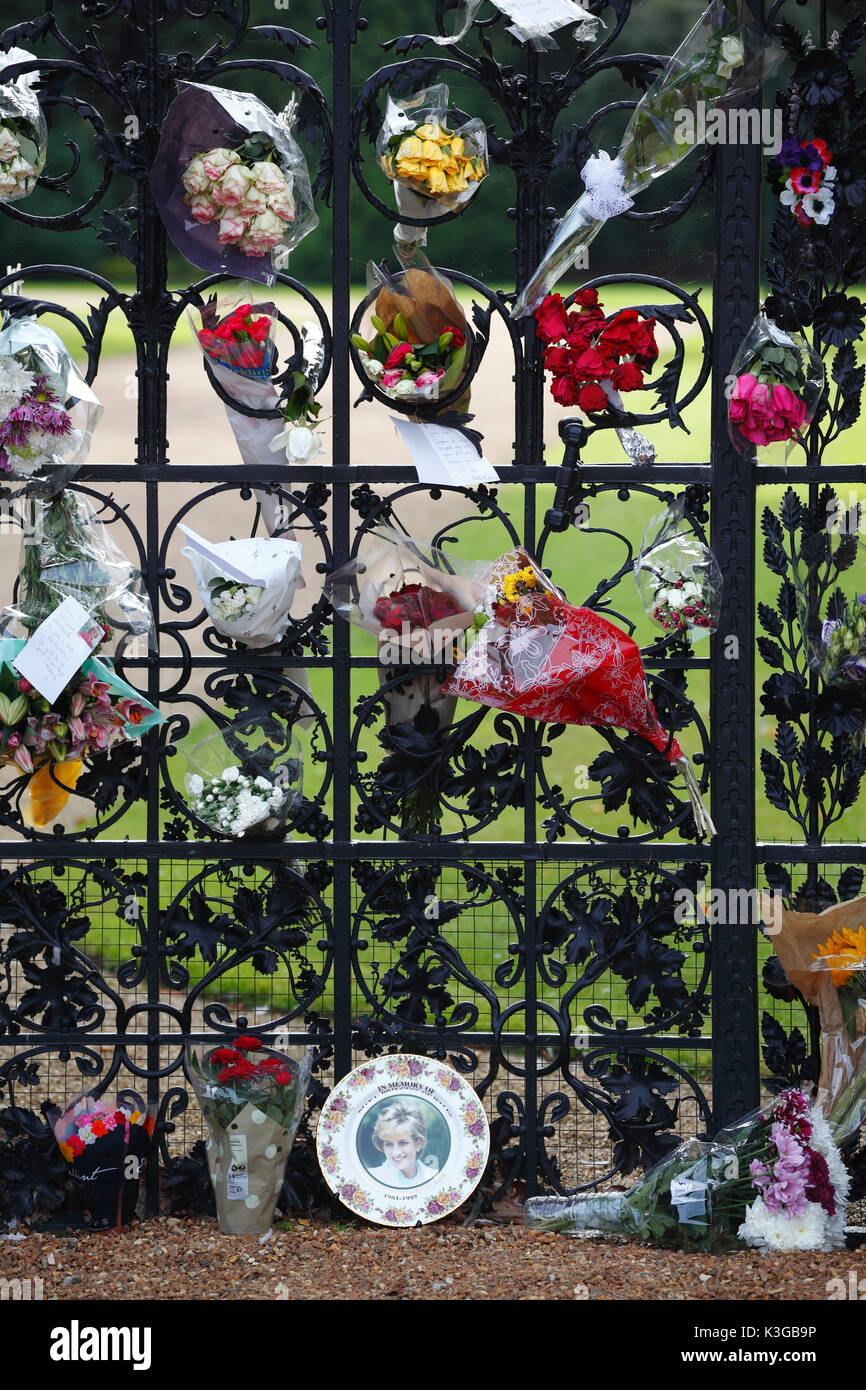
[
  {"left": 353, "top": 258, "right": 469, "bottom": 409},
  {"left": 188, "top": 1036, "right": 312, "bottom": 1235},
  {"left": 526, "top": 1086, "right": 850, "bottom": 1253},
  {"left": 0, "top": 636, "right": 163, "bottom": 827}
]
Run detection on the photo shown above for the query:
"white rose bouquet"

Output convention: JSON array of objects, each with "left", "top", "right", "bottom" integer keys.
[
  {"left": 0, "top": 48, "right": 48, "bottom": 205},
  {"left": 180, "top": 529, "right": 303, "bottom": 648},
  {"left": 633, "top": 501, "right": 722, "bottom": 643}
]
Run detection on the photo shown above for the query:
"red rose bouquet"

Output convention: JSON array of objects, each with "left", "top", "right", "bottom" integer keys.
[
  {"left": 325, "top": 528, "right": 483, "bottom": 832},
  {"left": 442, "top": 548, "right": 715, "bottom": 838},
  {"left": 188, "top": 1035, "right": 312, "bottom": 1234},
  {"left": 194, "top": 294, "right": 275, "bottom": 377},
  {"left": 536, "top": 288, "right": 659, "bottom": 414}
]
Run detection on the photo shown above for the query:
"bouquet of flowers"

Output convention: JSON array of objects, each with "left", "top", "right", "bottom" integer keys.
[
  {"left": 188, "top": 1035, "right": 312, "bottom": 1235},
  {"left": 7, "top": 489, "right": 153, "bottom": 652},
  {"left": 352, "top": 258, "right": 469, "bottom": 408},
  {"left": 727, "top": 312, "right": 824, "bottom": 457},
  {"left": 152, "top": 82, "right": 318, "bottom": 285},
  {"left": 801, "top": 592, "right": 866, "bottom": 688},
  {"left": 0, "top": 48, "right": 47, "bottom": 204},
  {"left": 442, "top": 547, "right": 715, "bottom": 837},
  {"left": 194, "top": 292, "right": 275, "bottom": 375},
  {"left": 0, "top": 636, "right": 163, "bottom": 827},
  {"left": 633, "top": 501, "right": 722, "bottom": 641},
  {"left": 525, "top": 1086, "right": 850, "bottom": 1253},
  {"left": 0, "top": 315, "right": 102, "bottom": 491},
  {"left": 182, "top": 711, "right": 302, "bottom": 840},
  {"left": 324, "top": 528, "right": 481, "bottom": 832},
  {"left": 180, "top": 531, "right": 303, "bottom": 648},
  {"left": 377, "top": 84, "right": 487, "bottom": 248},
  {"left": 761, "top": 893, "right": 866, "bottom": 1143},
  {"left": 513, "top": 0, "right": 772, "bottom": 315},
  {"left": 52, "top": 1092, "right": 154, "bottom": 1230},
  {"left": 769, "top": 135, "right": 836, "bottom": 228},
  {"left": 536, "top": 287, "right": 659, "bottom": 412}
]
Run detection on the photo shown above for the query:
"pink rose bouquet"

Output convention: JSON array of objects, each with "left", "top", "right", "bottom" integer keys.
[{"left": 727, "top": 311, "right": 824, "bottom": 458}]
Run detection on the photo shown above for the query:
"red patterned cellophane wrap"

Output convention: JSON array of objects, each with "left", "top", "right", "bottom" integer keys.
[{"left": 442, "top": 547, "right": 715, "bottom": 837}]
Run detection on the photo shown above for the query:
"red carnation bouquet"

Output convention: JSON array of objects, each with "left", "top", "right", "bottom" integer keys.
[
  {"left": 192, "top": 291, "right": 275, "bottom": 377},
  {"left": 535, "top": 288, "right": 659, "bottom": 414},
  {"left": 442, "top": 547, "right": 715, "bottom": 838},
  {"left": 188, "top": 1034, "right": 311, "bottom": 1234}
]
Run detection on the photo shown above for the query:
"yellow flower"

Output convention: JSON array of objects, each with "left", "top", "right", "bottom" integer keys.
[
  {"left": 812, "top": 925, "right": 866, "bottom": 988},
  {"left": 415, "top": 123, "right": 448, "bottom": 144},
  {"left": 396, "top": 136, "right": 423, "bottom": 161},
  {"left": 396, "top": 158, "right": 423, "bottom": 178},
  {"left": 446, "top": 171, "right": 469, "bottom": 193},
  {"left": 451, "top": 136, "right": 465, "bottom": 157},
  {"left": 427, "top": 166, "right": 450, "bottom": 194},
  {"left": 420, "top": 140, "right": 445, "bottom": 163}
]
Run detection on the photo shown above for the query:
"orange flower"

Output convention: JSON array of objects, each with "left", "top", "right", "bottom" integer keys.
[
  {"left": 91, "top": 1118, "right": 107, "bottom": 1137},
  {"left": 812, "top": 925, "right": 866, "bottom": 987}
]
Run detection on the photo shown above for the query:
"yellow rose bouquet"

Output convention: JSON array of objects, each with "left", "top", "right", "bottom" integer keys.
[{"left": 377, "top": 84, "right": 487, "bottom": 248}]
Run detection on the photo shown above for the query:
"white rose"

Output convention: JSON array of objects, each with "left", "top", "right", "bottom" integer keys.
[
  {"left": 717, "top": 35, "right": 744, "bottom": 80},
  {"left": 182, "top": 155, "right": 209, "bottom": 195},
  {"left": 249, "top": 160, "right": 286, "bottom": 194},
  {"left": 0, "top": 168, "right": 18, "bottom": 197},
  {"left": 364, "top": 357, "right": 384, "bottom": 380}
]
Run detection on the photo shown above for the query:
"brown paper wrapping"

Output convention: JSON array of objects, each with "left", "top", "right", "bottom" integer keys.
[
  {"left": 760, "top": 893, "right": 866, "bottom": 1136},
  {"left": 204, "top": 1100, "right": 291, "bottom": 1235},
  {"left": 375, "top": 268, "right": 467, "bottom": 346}
]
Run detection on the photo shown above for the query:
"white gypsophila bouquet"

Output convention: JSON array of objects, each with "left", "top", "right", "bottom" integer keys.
[{"left": 186, "top": 766, "right": 287, "bottom": 838}]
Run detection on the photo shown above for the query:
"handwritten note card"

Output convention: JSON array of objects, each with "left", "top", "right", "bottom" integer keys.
[
  {"left": 12, "top": 596, "right": 104, "bottom": 704},
  {"left": 393, "top": 419, "right": 499, "bottom": 487}
]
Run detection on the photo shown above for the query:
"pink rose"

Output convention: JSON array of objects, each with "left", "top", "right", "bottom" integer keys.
[
  {"left": 237, "top": 234, "right": 269, "bottom": 257},
  {"left": 238, "top": 183, "right": 268, "bottom": 217},
  {"left": 267, "top": 191, "right": 295, "bottom": 222},
  {"left": 201, "top": 148, "right": 241, "bottom": 181},
  {"left": 771, "top": 382, "right": 807, "bottom": 431},
  {"left": 218, "top": 212, "right": 249, "bottom": 245},
  {"left": 249, "top": 161, "right": 286, "bottom": 194},
  {"left": 214, "top": 164, "right": 252, "bottom": 208},
  {"left": 243, "top": 210, "right": 284, "bottom": 252},
  {"left": 181, "top": 156, "right": 209, "bottom": 195},
  {"left": 187, "top": 192, "right": 219, "bottom": 224},
  {"left": 384, "top": 341, "right": 414, "bottom": 369}
]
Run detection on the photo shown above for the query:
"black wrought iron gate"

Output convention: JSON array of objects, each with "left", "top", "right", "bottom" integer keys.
[{"left": 1, "top": 0, "right": 864, "bottom": 1219}]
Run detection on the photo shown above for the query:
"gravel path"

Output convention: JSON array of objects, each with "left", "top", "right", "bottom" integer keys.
[{"left": 3, "top": 1218, "right": 865, "bottom": 1301}]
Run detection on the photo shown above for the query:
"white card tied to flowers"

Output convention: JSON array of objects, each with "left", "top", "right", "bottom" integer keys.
[{"left": 180, "top": 528, "right": 302, "bottom": 647}]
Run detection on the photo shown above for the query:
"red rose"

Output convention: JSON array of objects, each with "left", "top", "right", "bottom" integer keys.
[
  {"left": 577, "top": 382, "right": 609, "bottom": 412},
  {"left": 569, "top": 347, "right": 608, "bottom": 380},
  {"left": 542, "top": 345, "right": 572, "bottom": 376},
  {"left": 114, "top": 1111, "right": 128, "bottom": 1127},
  {"left": 213, "top": 323, "right": 234, "bottom": 341},
  {"left": 630, "top": 317, "right": 658, "bottom": 363},
  {"left": 610, "top": 361, "right": 644, "bottom": 392},
  {"left": 597, "top": 310, "right": 642, "bottom": 357},
  {"left": 550, "top": 374, "right": 582, "bottom": 406},
  {"left": 384, "top": 341, "right": 414, "bottom": 369},
  {"left": 255, "top": 1057, "right": 285, "bottom": 1074},
  {"left": 535, "top": 293, "right": 573, "bottom": 343},
  {"left": 209, "top": 1047, "right": 241, "bottom": 1065},
  {"left": 442, "top": 325, "right": 465, "bottom": 348},
  {"left": 573, "top": 287, "right": 599, "bottom": 307},
  {"left": 565, "top": 317, "right": 599, "bottom": 351},
  {"left": 274, "top": 1070, "right": 293, "bottom": 1086},
  {"left": 234, "top": 1035, "right": 263, "bottom": 1051},
  {"left": 234, "top": 303, "right": 252, "bottom": 319},
  {"left": 197, "top": 329, "right": 218, "bottom": 350},
  {"left": 247, "top": 317, "right": 271, "bottom": 342}
]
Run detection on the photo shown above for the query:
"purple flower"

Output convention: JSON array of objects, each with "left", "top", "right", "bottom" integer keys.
[{"left": 821, "top": 619, "right": 838, "bottom": 646}]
